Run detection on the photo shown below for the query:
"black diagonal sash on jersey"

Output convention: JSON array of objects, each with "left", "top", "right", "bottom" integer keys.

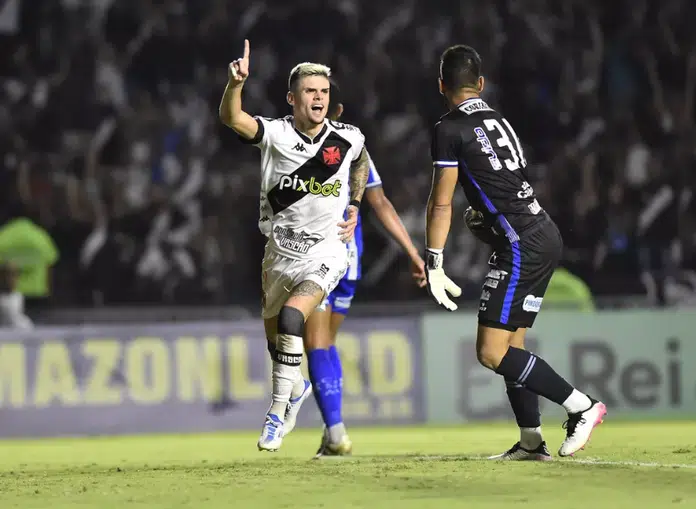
[{"left": 267, "top": 131, "right": 353, "bottom": 215}]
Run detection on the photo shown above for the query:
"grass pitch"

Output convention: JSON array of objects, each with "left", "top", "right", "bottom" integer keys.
[{"left": 1, "top": 422, "right": 695, "bottom": 508}]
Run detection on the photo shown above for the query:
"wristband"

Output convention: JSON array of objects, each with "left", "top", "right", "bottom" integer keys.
[
  {"left": 425, "top": 248, "right": 443, "bottom": 270},
  {"left": 349, "top": 199, "right": 361, "bottom": 209}
]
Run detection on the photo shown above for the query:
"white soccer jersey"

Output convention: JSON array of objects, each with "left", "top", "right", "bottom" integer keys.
[{"left": 245, "top": 116, "right": 366, "bottom": 260}]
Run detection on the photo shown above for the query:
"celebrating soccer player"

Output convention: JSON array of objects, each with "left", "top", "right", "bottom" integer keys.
[
  {"left": 219, "top": 40, "right": 369, "bottom": 453},
  {"left": 423, "top": 45, "right": 607, "bottom": 459}
]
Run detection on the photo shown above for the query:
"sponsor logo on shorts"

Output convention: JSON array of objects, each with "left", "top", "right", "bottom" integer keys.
[
  {"left": 481, "top": 289, "right": 491, "bottom": 302},
  {"left": 484, "top": 278, "right": 499, "bottom": 289},
  {"left": 527, "top": 199, "right": 542, "bottom": 215},
  {"left": 312, "top": 263, "right": 330, "bottom": 280},
  {"left": 274, "top": 226, "right": 324, "bottom": 254},
  {"left": 517, "top": 181, "right": 534, "bottom": 199},
  {"left": 486, "top": 269, "right": 508, "bottom": 281},
  {"left": 523, "top": 295, "right": 543, "bottom": 313}
]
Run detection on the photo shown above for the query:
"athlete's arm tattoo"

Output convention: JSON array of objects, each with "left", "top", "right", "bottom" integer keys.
[
  {"left": 349, "top": 147, "right": 369, "bottom": 203},
  {"left": 291, "top": 280, "right": 324, "bottom": 299}
]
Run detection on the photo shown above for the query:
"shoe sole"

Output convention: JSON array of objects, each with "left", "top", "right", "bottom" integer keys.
[
  {"left": 488, "top": 454, "right": 553, "bottom": 461},
  {"left": 560, "top": 402, "right": 607, "bottom": 457},
  {"left": 312, "top": 453, "right": 352, "bottom": 460}
]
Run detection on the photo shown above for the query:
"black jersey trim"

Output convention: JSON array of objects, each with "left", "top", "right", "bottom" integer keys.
[
  {"left": 294, "top": 123, "right": 328, "bottom": 144},
  {"left": 238, "top": 117, "right": 265, "bottom": 145}
]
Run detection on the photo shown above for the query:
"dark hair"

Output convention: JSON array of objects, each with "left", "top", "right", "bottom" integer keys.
[
  {"left": 439, "top": 45, "right": 481, "bottom": 90},
  {"left": 327, "top": 78, "right": 343, "bottom": 119}
]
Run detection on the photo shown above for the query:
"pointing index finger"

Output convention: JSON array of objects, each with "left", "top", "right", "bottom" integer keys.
[{"left": 243, "top": 39, "right": 250, "bottom": 59}]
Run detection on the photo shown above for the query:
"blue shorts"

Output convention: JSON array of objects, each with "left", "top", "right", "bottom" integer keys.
[{"left": 324, "top": 278, "right": 358, "bottom": 315}]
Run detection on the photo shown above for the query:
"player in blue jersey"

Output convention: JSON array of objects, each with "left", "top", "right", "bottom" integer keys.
[{"left": 296, "top": 79, "right": 427, "bottom": 457}]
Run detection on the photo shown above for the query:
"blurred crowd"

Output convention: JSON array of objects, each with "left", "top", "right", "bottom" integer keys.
[{"left": 1, "top": 0, "right": 695, "bottom": 312}]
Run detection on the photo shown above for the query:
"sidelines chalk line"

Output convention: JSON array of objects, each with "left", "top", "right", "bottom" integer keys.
[{"left": 403, "top": 455, "right": 696, "bottom": 470}]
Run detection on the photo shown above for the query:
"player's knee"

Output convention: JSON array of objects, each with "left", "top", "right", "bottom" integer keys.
[
  {"left": 476, "top": 341, "right": 508, "bottom": 371},
  {"left": 277, "top": 305, "right": 305, "bottom": 338}
]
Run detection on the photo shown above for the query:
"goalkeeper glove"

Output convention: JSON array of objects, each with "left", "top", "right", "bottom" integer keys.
[
  {"left": 425, "top": 249, "right": 462, "bottom": 311},
  {"left": 464, "top": 207, "right": 503, "bottom": 247}
]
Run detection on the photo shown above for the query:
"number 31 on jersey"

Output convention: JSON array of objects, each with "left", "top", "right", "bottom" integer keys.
[{"left": 474, "top": 118, "right": 527, "bottom": 171}]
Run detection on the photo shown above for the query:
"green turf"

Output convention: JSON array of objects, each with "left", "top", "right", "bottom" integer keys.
[{"left": 1, "top": 422, "right": 695, "bottom": 508}]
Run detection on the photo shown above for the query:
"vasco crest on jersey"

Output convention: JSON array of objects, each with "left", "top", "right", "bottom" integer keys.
[{"left": 322, "top": 146, "right": 343, "bottom": 166}]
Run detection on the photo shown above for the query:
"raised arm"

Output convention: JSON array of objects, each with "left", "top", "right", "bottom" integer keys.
[{"left": 219, "top": 39, "right": 259, "bottom": 140}]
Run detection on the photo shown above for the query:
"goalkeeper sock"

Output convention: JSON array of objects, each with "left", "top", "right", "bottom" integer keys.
[
  {"left": 505, "top": 378, "right": 542, "bottom": 449},
  {"left": 496, "top": 347, "right": 590, "bottom": 410},
  {"left": 308, "top": 348, "right": 343, "bottom": 440},
  {"left": 328, "top": 345, "right": 343, "bottom": 411}
]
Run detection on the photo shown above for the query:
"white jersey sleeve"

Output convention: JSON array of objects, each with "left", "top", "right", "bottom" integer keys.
[
  {"left": 244, "top": 116, "right": 288, "bottom": 150},
  {"left": 365, "top": 151, "right": 382, "bottom": 188}
]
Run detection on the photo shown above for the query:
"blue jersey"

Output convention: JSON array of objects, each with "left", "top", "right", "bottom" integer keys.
[
  {"left": 344, "top": 153, "right": 382, "bottom": 281},
  {"left": 323, "top": 153, "right": 382, "bottom": 314}
]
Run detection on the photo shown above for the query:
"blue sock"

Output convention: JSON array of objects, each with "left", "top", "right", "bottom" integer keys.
[
  {"left": 307, "top": 349, "right": 342, "bottom": 427},
  {"left": 328, "top": 345, "right": 343, "bottom": 410},
  {"left": 328, "top": 345, "right": 343, "bottom": 388}
]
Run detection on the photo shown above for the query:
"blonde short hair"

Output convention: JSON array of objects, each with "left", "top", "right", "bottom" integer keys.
[{"left": 288, "top": 62, "right": 332, "bottom": 90}]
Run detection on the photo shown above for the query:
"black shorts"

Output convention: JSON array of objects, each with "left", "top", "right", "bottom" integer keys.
[{"left": 478, "top": 218, "right": 563, "bottom": 331}]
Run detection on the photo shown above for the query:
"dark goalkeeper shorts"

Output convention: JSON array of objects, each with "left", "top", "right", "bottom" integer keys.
[{"left": 478, "top": 217, "right": 563, "bottom": 331}]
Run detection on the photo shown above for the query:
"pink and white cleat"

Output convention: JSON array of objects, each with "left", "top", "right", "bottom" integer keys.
[{"left": 558, "top": 398, "right": 607, "bottom": 457}]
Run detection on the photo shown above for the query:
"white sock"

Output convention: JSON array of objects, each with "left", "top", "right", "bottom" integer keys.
[
  {"left": 562, "top": 389, "right": 592, "bottom": 414},
  {"left": 290, "top": 372, "right": 306, "bottom": 400},
  {"left": 327, "top": 423, "right": 347, "bottom": 444},
  {"left": 269, "top": 333, "right": 304, "bottom": 419},
  {"left": 519, "top": 427, "right": 543, "bottom": 450},
  {"left": 270, "top": 363, "right": 299, "bottom": 418}
]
